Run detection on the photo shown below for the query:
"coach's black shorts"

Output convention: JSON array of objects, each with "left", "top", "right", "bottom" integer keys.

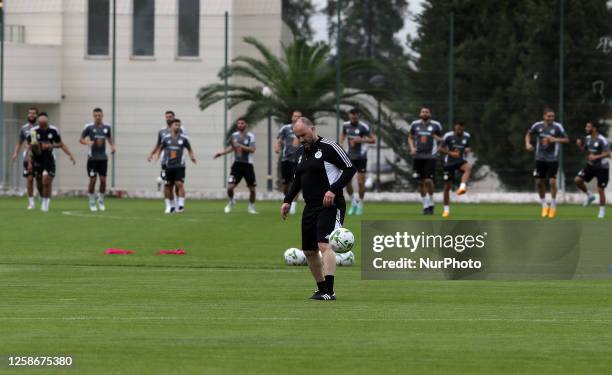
[
  {"left": 33, "top": 158, "right": 56, "bottom": 178},
  {"left": 533, "top": 161, "right": 559, "bottom": 179},
  {"left": 577, "top": 164, "right": 609, "bottom": 188},
  {"left": 413, "top": 158, "right": 436, "bottom": 180},
  {"left": 22, "top": 160, "right": 33, "bottom": 177},
  {"left": 301, "top": 201, "right": 346, "bottom": 251},
  {"left": 229, "top": 162, "right": 256, "bottom": 187},
  {"left": 443, "top": 161, "right": 467, "bottom": 183},
  {"left": 281, "top": 160, "right": 297, "bottom": 185},
  {"left": 351, "top": 159, "right": 367, "bottom": 173},
  {"left": 164, "top": 167, "right": 185, "bottom": 184},
  {"left": 87, "top": 159, "right": 108, "bottom": 177}
]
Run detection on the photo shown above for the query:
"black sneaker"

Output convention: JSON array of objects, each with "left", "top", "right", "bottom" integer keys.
[
  {"left": 425, "top": 206, "right": 434, "bottom": 215},
  {"left": 422, "top": 207, "right": 428, "bottom": 215},
  {"left": 310, "top": 291, "right": 336, "bottom": 300},
  {"left": 309, "top": 290, "right": 322, "bottom": 299}
]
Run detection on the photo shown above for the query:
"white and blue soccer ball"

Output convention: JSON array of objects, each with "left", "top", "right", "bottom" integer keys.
[
  {"left": 329, "top": 227, "right": 355, "bottom": 254},
  {"left": 284, "top": 248, "right": 306, "bottom": 266},
  {"left": 336, "top": 251, "right": 355, "bottom": 266}
]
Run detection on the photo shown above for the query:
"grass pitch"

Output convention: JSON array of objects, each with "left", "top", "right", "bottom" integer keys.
[{"left": 0, "top": 197, "right": 610, "bottom": 374}]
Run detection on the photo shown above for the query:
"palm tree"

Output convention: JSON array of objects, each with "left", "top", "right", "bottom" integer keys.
[{"left": 197, "top": 37, "right": 379, "bottom": 129}]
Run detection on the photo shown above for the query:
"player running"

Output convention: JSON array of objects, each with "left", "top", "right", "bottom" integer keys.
[
  {"left": 525, "top": 108, "right": 569, "bottom": 219},
  {"left": 281, "top": 117, "right": 356, "bottom": 301},
  {"left": 340, "top": 108, "right": 375, "bottom": 215},
  {"left": 26, "top": 112, "right": 76, "bottom": 212},
  {"left": 11, "top": 107, "right": 39, "bottom": 209},
  {"left": 79, "top": 108, "right": 116, "bottom": 211},
  {"left": 214, "top": 117, "right": 258, "bottom": 214},
  {"left": 275, "top": 110, "right": 302, "bottom": 215},
  {"left": 147, "top": 110, "right": 186, "bottom": 213},
  {"left": 408, "top": 107, "right": 443, "bottom": 215},
  {"left": 159, "top": 119, "right": 196, "bottom": 213},
  {"left": 439, "top": 122, "right": 472, "bottom": 218},
  {"left": 575, "top": 121, "right": 609, "bottom": 219}
]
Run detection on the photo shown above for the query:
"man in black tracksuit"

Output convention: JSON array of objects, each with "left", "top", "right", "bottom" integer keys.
[{"left": 281, "top": 117, "right": 356, "bottom": 301}]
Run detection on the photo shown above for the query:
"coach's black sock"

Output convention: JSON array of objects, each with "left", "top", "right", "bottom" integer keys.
[
  {"left": 316, "top": 281, "right": 326, "bottom": 294},
  {"left": 325, "top": 275, "right": 335, "bottom": 294}
]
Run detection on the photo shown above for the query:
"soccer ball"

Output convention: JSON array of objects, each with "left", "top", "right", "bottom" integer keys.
[
  {"left": 336, "top": 251, "right": 355, "bottom": 266},
  {"left": 329, "top": 227, "right": 355, "bottom": 253},
  {"left": 284, "top": 248, "right": 306, "bottom": 266}
]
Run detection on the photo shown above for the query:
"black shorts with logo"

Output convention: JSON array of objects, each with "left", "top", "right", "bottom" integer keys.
[
  {"left": 533, "top": 161, "right": 559, "bottom": 179},
  {"left": 351, "top": 159, "right": 367, "bottom": 173},
  {"left": 164, "top": 167, "right": 186, "bottom": 184},
  {"left": 281, "top": 160, "right": 297, "bottom": 185},
  {"left": 23, "top": 160, "right": 32, "bottom": 177},
  {"left": 229, "top": 162, "right": 256, "bottom": 187},
  {"left": 301, "top": 200, "right": 346, "bottom": 251},
  {"left": 577, "top": 164, "right": 609, "bottom": 188},
  {"left": 443, "top": 160, "right": 467, "bottom": 182},
  {"left": 33, "top": 158, "right": 56, "bottom": 178},
  {"left": 413, "top": 158, "right": 436, "bottom": 180},
  {"left": 87, "top": 159, "right": 108, "bottom": 177}
]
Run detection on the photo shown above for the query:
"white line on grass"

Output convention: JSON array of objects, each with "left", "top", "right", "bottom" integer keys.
[
  {"left": 0, "top": 316, "right": 610, "bottom": 324},
  {"left": 61, "top": 210, "right": 206, "bottom": 222}
]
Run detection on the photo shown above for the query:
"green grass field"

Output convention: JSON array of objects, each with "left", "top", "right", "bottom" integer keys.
[{"left": 1, "top": 197, "right": 611, "bottom": 374}]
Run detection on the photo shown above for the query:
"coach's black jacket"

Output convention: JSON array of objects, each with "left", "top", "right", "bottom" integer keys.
[{"left": 283, "top": 136, "right": 356, "bottom": 207}]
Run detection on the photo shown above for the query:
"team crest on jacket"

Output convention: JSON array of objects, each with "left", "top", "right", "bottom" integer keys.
[
  {"left": 178, "top": 140, "right": 183, "bottom": 145},
  {"left": 315, "top": 150, "right": 322, "bottom": 159},
  {"left": 103, "top": 128, "right": 108, "bottom": 134}
]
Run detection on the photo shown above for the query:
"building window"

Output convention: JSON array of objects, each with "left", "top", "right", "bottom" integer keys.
[
  {"left": 178, "top": 0, "right": 200, "bottom": 57},
  {"left": 133, "top": 0, "right": 155, "bottom": 56},
  {"left": 87, "top": 0, "right": 110, "bottom": 55}
]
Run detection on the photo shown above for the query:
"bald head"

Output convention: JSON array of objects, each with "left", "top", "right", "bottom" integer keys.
[{"left": 293, "top": 117, "right": 318, "bottom": 147}]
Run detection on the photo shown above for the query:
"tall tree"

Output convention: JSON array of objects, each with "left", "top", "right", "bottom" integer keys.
[
  {"left": 409, "top": 0, "right": 612, "bottom": 190},
  {"left": 325, "top": 0, "right": 411, "bottom": 104},
  {"left": 197, "top": 37, "right": 377, "bottom": 133},
  {"left": 282, "top": 0, "right": 316, "bottom": 41}
]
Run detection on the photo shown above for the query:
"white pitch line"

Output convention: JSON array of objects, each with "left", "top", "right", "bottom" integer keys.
[
  {"left": 61, "top": 210, "right": 206, "bottom": 223},
  {"left": 0, "top": 316, "right": 610, "bottom": 324}
]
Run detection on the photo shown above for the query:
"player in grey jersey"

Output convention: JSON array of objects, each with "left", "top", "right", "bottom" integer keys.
[
  {"left": 159, "top": 119, "right": 197, "bottom": 213},
  {"left": 214, "top": 117, "right": 258, "bottom": 214},
  {"left": 525, "top": 108, "right": 569, "bottom": 219},
  {"left": 408, "top": 107, "right": 443, "bottom": 215},
  {"left": 147, "top": 110, "right": 186, "bottom": 213},
  {"left": 79, "top": 108, "right": 116, "bottom": 211},
  {"left": 340, "top": 108, "right": 375, "bottom": 215},
  {"left": 275, "top": 110, "right": 302, "bottom": 214},
  {"left": 575, "top": 121, "right": 610, "bottom": 218},
  {"left": 11, "top": 107, "right": 39, "bottom": 209}
]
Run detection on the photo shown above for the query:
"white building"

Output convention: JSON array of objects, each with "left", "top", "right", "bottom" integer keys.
[{"left": 1, "top": 0, "right": 282, "bottom": 194}]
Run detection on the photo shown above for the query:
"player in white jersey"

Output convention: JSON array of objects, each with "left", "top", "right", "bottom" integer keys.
[{"left": 11, "top": 107, "right": 39, "bottom": 209}]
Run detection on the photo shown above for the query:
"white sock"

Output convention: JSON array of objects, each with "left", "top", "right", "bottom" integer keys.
[
  {"left": 599, "top": 206, "right": 605, "bottom": 218},
  {"left": 88, "top": 193, "right": 95, "bottom": 204},
  {"left": 427, "top": 194, "right": 433, "bottom": 207},
  {"left": 550, "top": 199, "right": 557, "bottom": 209},
  {"left": 459, "top": 182, "right": 466, "bottom": 190},
  {"left": 164, "top": 199, "right": 171, "bottom": 209},
  {"left": 178, "top": 197, "right": 185, "bottom": 207},
  {"left": 422, "top": 196, "right": 428, "bottom": 208},
  {"left": 28, "top": 196, "right": 34, "bottom": 205},
  {"left": 358, "top": 199, "right": 364, "bottom": 208},
  {"left": 352, "top": 193, "right": 359, "bottom": 206},
  {"left": 541, "top": 199, "right": 547, "bottom": 208},
  {"left": 249, "top": 202, "right": 255, "bottom": 209},
  {"left": 98, "top": 193, "right": 105, "bottom": 203},
  {"left": 290, "top": 201, "right": 297, "bottom": 209},
  {"left": 42, "top": 198, "right": 50, "bottom": 210},
  {"left": 444, "top": 205, "right": 450, "bottom": 213}
]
